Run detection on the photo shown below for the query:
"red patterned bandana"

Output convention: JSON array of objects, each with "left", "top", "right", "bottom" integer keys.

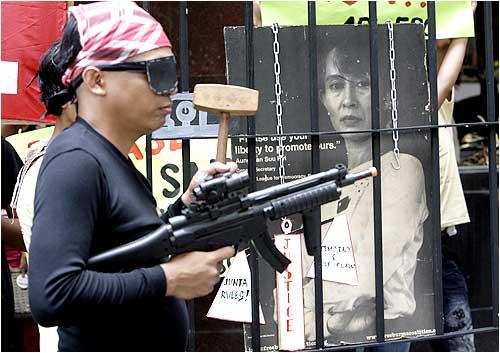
[{"left": 62, "top": 1, "right": 171, "bottom": 87}]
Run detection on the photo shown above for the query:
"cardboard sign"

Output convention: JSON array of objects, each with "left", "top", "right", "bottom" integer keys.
[
  {"left": 275, "top": 234, "right": 305, "bottom": 351},
  {"left": 6, "top": 126, "right": 228, "bottom": 213},
  {"left": 207, "top": 251, "right": 265, "bottom": 324},
  {"left": 260, "top": 0, "right": 475, "bottom": 39},
  {"left": 306, "top": 215, "right": 358, "bottom": 286}
]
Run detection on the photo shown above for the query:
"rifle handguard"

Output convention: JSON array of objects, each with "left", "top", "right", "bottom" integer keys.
[
  {"left": 268, "top": 166, "right": 377, "bottom": 217},
  {"left": 266, "top": 182, "right": 342, "bottom": 220}
]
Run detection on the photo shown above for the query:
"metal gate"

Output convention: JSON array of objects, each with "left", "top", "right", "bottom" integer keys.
[{"left": 142, "top": 2, "right": 498, "bottom": 351}]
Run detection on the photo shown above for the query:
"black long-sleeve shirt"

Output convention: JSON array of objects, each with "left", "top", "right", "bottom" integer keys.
[{"left": 29, "top": 118, "right": 188, "bottom": 351}]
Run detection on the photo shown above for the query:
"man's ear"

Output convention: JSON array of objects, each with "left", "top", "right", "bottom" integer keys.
[{"left": 81, "top": 66, "right": 106, "bottom": 96}]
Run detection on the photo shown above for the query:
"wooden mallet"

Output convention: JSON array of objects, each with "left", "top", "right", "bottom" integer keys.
[{"left": 193, "top": 84, "right": 259, "bottom": 163}]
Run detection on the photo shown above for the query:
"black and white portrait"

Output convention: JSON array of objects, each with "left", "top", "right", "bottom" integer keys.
[{"left": 225, "top": 24, "right": 436, "bottom": 349}]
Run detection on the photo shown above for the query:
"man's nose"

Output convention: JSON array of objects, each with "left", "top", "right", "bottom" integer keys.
[{"left": 342, "top": 82, "right": 358, "bottom": 108}]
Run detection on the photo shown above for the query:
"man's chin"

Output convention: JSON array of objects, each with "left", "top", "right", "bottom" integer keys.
[{"left": 149, "top": 115, "right": 166, "bottom": 132}]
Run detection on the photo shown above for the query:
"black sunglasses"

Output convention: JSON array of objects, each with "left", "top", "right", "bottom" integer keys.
[{"left": 72, "top": 56, "right": 178, "bottom": 96}]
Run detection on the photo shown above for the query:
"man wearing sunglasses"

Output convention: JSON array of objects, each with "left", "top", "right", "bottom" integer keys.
[{"left": 28, "top": 2, "right": 235, "bottom": 351}]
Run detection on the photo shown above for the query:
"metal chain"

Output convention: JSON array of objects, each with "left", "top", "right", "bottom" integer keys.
[
  {"left": 272, "top": 23, "right": 292, "bottom": 234},
  {"left": 272, "top": 23, "right": 287, "bottom": 185},
  {"left": 387, "top": 20, "right": 401, "bottom": 170}
]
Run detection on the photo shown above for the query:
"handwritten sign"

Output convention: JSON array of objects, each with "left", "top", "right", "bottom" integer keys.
[
  {"left": 207, "top": 251, "right": 265, "bottom": 324},
  {"left": 260, "top": 0, "right": 475, "bottom": 39},
  {"left": 275, "top": 234, "right": 305, "bottom": 351},
  {"left": 306, "top": 215, "right": 358, "bottom": 285}
]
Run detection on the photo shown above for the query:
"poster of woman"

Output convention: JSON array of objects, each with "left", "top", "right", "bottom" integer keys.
[{"left": 225, "top": 24, "right": 436, "bottom": 349}]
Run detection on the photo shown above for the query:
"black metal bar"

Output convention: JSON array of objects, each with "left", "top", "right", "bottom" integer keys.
[
  {"left": 146, "top": 134, "right": 153, "bottom": 184},
  {"left": 178, "top": 0, "right": 190, "bottom": 194},
  {"left": 179, "top": 1, "right": 189, "bottom": 92},
  {"left": 142, "top": 1, "right": 153, "bottom": 185},
  {"left": 308, "top": 4, "right": 319, "bottom": 137},
  {"left": 427, "top": 2, "right": 444, "bottom": 336},
  {"left": 302, "top": 326, "right": 499, "bottom": 352},
  {"left": 244, "top": 4, "right": 256, "bottom": 188},
  {"left": 178, "top": 0, "right": 192, "bottom": 195},
  {"left": 245, "top": 3, "right": 260, "bottom": 351},
  {"left": 178, "top": 2, "right": 195, "bottom": 351},
  {"left": 483, "top": 1, "right": 499, "bottom": 328},
  {"left": 181, "top": 143, "right": 194, "bottom": 352},
  {"left": 368, "top": 2, "right": 385, "bottom": 343},
  {"left": 181, "top": 141, "right": 191, "bottom": 191},
  {"left": 154, "top": 121, "right": 499, "bottom": 141},
  {"left": 307, "top": 2, "right": 324, "bottom": 349}
]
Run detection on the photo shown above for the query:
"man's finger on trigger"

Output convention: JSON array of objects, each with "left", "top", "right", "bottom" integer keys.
[{"left": 211, "top": 246, "right": 236, "bottom": 262}]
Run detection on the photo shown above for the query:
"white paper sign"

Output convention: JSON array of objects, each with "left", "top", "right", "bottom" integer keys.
[
  {"left": 207, "top": 251, "right": 265, "bottom": 324},
  {"left": 275, "top": 234, "right": 305, "bottom": 351},
  {"left": 306, "top": 214, "right": 358, "bottom": 285},
  {"left": 0, "top": 61, "right": 19, "bottom": 94}
]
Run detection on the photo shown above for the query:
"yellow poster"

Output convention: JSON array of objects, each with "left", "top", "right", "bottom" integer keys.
[{"left": 260, "top": 0, "right": 475, "bottom": 39}]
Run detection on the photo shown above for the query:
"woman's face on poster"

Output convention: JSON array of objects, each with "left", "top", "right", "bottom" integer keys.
[{"left": 321, "top": 48, "right": 372, "bottom": 138}]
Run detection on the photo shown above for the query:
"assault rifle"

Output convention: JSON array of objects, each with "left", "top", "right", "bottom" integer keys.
[{"left": 88, "top": 164, "right": 377, "bottom": 273}]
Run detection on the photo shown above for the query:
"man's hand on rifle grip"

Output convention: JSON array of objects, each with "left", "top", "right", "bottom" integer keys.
[
  {"left": 181, "top": 161, "right": 238, "bottom": 206},
  {"left": 160, "top": 246, "right": 236, "bottom": 299}
]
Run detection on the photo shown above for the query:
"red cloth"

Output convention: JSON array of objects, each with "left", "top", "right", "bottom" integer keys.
[
  {"left": 1, "top": 1, "right": 67, "bottom": 123},
  {"left": 4, "top": 244, "right": 21, "bottom": 269}
]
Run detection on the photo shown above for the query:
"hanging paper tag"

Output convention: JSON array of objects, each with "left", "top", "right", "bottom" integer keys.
[
  {"left": 207, "top": 251, "right": 265, "bottom": 324},
  {"left": 281, "top": 217, "right": 293, "bottom": 234},
  {"left": 0, "top": 61, "right": 18, "bottom": 94},
  {"left": 275, "top": 234, "right": 305, "bottom": 351},
  {"left": 306, "top": 214, "right": 358, "bottom": 285}
]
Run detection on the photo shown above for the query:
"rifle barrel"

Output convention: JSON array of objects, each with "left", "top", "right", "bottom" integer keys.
[{"left": 341, "top": 167, "right": 377, "bottom": 186}]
